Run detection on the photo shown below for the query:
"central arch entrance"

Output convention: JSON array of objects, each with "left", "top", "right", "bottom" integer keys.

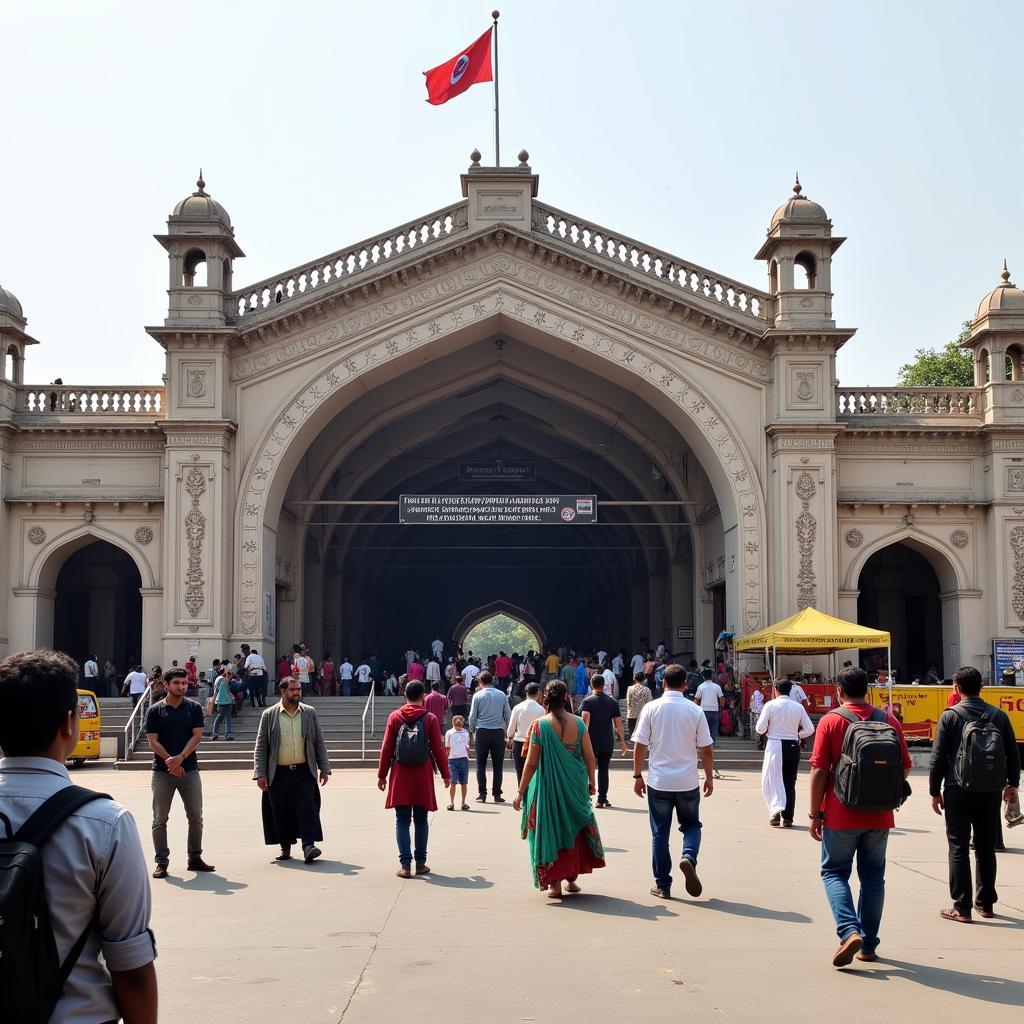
[
  {"left": 454, "top": 602, "right": 546, "bottom": 654},
  {"left": 234, "top": 282, "right": 768, "bottom": 672},
  {"left": 460, "top": 610, "right": 542, "bottom": 662}
]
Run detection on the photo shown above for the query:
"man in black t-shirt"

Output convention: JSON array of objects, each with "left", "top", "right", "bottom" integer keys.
[
  {"left": 580, "top": 673, "right": 628, "bottom": 808},
  {"left": 145, "top": 668, "right": 215, "bottom": 878}
]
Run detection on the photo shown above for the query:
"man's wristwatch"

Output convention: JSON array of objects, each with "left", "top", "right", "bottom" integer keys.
[
  {"left": 632, "top": 773, "right": 643, "bottom": 779},
  {"left": 808, "top": 812, "right": 824, "bottom": 820}
]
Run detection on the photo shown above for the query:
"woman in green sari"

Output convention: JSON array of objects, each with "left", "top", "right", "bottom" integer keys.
[{"left": 513, "top": 680, "right": 606, "bottom": 897}]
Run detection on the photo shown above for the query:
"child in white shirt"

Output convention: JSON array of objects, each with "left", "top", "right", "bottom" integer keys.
[{"left": 445, "top": 715, "right": 471, "bottom": 811}]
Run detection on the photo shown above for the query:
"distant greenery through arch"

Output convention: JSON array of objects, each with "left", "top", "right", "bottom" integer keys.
[{"left": 462, "top": 614, "right": 540, "bottom": 659}]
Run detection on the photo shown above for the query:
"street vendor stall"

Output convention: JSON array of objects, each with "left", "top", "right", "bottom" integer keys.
[{"left": 736, "top": 607, "right": 891, "bottom": 700}]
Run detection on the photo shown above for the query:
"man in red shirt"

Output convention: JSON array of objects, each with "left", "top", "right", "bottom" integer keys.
[
  {"left": 808, "top": 667, "right": 911, "bottom": 967},
  {"left": 494, "top": 651, "right": 513, "bottom": 694}
]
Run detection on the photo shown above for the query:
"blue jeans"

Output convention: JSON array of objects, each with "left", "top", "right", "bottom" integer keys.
[
  {"left": 213, "top": 704, "right": 233, "bottom": 737},
  {"left": 395, "top": 804, "right": 428, "bottom": 867},
  {"left": 647, "top": 786, "right": 702, "bottom": 892},
  {"left": 703, "top": 710, "right": 720, "bottom": 742},
  {"left": 820, "top": 827, "right": 889, "bottom": 954}
]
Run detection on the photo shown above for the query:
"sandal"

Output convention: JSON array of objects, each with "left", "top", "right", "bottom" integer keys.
[
  {"left": 461, "top": 803, "right": 470, "bottom": 810},
  {"left": 446, "top": 804, "right": 454, "bottom": 811},
  {"left": 939, "top": 907, "right": 972, "bottom": 923},
  {"left": 566, "top": 881, "right": 581, "bottom": 893}
]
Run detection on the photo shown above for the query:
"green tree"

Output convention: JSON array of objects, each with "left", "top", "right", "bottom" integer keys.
[
  {"left": 896, "top": 321, "right": 973, "bottom": 387},
  {"left": 463, "top": 614, "right": 539, "bottom": 659}
]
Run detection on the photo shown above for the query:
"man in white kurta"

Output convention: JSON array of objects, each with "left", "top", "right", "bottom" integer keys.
[{"left": 755, "top": 680, "right": 815, "bottom": 827}]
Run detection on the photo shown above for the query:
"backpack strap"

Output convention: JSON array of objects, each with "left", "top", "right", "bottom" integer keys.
[
  {"left": 833, "top": 707, "right": 860, "bottom": 725},
  {"left": 13, "top": 785, "right": 111, "bottom": 847},
  {"left": 951, "top": 701, "right": 993, "bottom": 725}
]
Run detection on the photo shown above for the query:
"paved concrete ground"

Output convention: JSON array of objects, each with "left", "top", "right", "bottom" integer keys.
[{"left": 80, "top": 764, "right": 1023, "bottom": 1023}]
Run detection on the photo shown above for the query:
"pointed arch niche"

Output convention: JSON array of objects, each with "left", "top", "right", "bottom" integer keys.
[{"left": 454, "top": 601, "right": 546, "bottom": 654}]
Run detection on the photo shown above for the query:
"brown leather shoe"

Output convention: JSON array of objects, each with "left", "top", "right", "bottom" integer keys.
[
  {"left": 939, "top": 907, "right": 972, "bottom": 923},
  {"left": 856, "top": 951, "right": 878, "bottom": 963},
  {"left": 650, "top": 886, "right": 671, "bottom": 900},
  {"left": 395, "top": 867, "right": 412, "bottom": 878},
  {"left": 973, "top": 905, "right": 994, "bottom": 919},
  {"left": 187, "top": 857, "right": 216, "bottom": 872},
  {"left": 415, "top": 863, "right": 431, "bottom": 875},
  {"left": 832, "top": 933, "right": 863, "bottom": 967},
  {"left": 151, "top": 864, "right": 168, "bottom": 879}
]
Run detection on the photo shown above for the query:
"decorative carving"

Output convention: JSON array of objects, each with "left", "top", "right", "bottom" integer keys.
[
  {"left": 794, "top": 472, "right": 817, "bottom": 609},
  {"left": 950, "top": 529, "right": 968, "bottom": 549},
  {"left": 134, "top": 526, "right": 153, "bottom": 546},
  {"left": 27, "top": 526, "right": 46, "bottom": 545},
  {"left": 845, "top": 528, "right": 863, "bottom": 548},
  {"left": 187, "top": 369, "right": 207, "bottom": 398},
  {"left": 1013, "top": 389, "right": 1024, "bottom": 402},
  {"left": 1007, "top": 467, "right": 1024, "bottom": 493},
  {"left": 1011, "top": 526, "right": 1024, "bottom": 620},
  {"left": 186, "top": 294, "right": 203, "bottom": 306},
  {"left": 795, "top": 372, "right": 814, "bottom": 401},
  {"left": 183, "top": 466, "right": 207, "bottom": 618}
]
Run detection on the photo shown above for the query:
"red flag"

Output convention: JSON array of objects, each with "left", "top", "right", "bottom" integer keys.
[{"left": 423, "top": 28, "right": 493, "bottom": 106}]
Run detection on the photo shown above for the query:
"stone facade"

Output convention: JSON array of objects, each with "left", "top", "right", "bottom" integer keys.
[{"left": 1, "top": 159, "right": 1020, "bottom": 680}]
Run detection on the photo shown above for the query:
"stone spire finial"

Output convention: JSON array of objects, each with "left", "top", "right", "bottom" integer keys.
[
  {"left": 517, "top": 149, "right": 529, "bottom": 167},
  {"left": 194, "top": 169, "right": 207, "bottom": 197},
  {"left": 1000, "top": 259, "right": 1013, "bottom": 286},
  {"left": 793, "top": 172, "right": 802, "bottom": 197},
  {"left": 470, "top": 148, "right": 482, "bottom": 167}
]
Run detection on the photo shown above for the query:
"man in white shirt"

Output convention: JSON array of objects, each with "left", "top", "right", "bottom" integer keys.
[
  {"left": 749, "top": 685, "right": 766, "bottom": 739},
  {"left": 83, "top": 653, "right": 100, "bottom": 694},
  {"left": 243, "top": 648, "right": 268, "bottom": 707},
  {"left": 122, "top": 664, "right": 149, "bottom": 707},
  {"left": 602, "top": 665, "right": 618, "bottom": 700},
  {"left": 461, "top": 660, "right": 480, "bottom": 689},
  {"left": 632, "top": 664, "right": 714, "bottom": 900},
  {"left": 431, "top": 638, "right": 444, "bottom": 661},
  {"left": 425, "top": 658, "right": 441, "bottom": 686},
  {"left": 611, "top": 651, "right": 625, "bottom": 683},
  {"left": 505, "top": 681, "right": 544, "bottom": 783},
  {"left": 655, "top": 641, "right": 667, "bottom": 659},
  {"left": 339, "top": 657, "right": 354, "bottom": 696},
  {"left": 630, "top": 651, "right": 645, "bottom": 679},
  {"left": 355, "top": 661, "right": 372, "bottom": 696},
  {"left": 694, "top": 669, "right": 725, "bottom": 779},
  {"left": 755, "top": 679, "right": 815, "bottom": 827},
  {"left": 788, "top": 676, "right": 811, "bottom": 712},
  {"left": 595, "top": 649, "right": 608, "bottom": 667}
]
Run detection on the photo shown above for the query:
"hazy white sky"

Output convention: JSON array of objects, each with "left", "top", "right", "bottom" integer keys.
[{"left": 1, "top": 1, "right": 1020, "bottom": 386}]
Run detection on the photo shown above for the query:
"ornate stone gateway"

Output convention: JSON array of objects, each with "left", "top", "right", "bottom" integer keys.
[{"left": 1, "top": 157, "right": 1020, "bottom": 682}]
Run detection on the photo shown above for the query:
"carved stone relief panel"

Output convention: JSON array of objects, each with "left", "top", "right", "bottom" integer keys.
[
  {"left": 179, "top": 360, "right": 215, "bottom": 408},
  {"left": 1010, "top": 525, "right": 1024, "bottom": 621},
  {"left": 794, "top": 471, "right": 818, "bottom": 609},
  {"left": 787, "top": 362, "right": 824, "bottom": 411},
  {"left": 176, "top": 457, "right": 212, "bottom": 623},
  {"left": 1006, "top": 466, "right": 1024, "bottom": 493}
]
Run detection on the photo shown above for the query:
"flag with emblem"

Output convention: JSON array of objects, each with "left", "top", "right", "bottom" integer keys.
[{"left": 423, "top": 27, "right": 493, "bottom": 106}]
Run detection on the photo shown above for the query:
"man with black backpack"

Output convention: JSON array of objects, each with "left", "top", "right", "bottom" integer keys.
[
  {"left": 808, "top": 666, "right": 912, "bottom": 967},
  {"left": 929, "top": 665, "right": 1020, "bottom": 923},
  {"left": 377, "top": 680, "right": 450, "bottom": 878},
  {"left": 0, "top": 650, "right": 157, "bottom": 1023}
]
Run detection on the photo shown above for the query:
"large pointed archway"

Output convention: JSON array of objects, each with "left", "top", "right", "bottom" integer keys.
[{"left": 453, "top": 601, "right": 546, "bottom": 653}]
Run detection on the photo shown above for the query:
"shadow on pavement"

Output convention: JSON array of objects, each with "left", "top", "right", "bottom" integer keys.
[
  {"left": 852, "top": 958, "right": 1024, "bottom": 1004},
  {"left": 693, "top": 898, "right": 812, "bottom": 923},
  {"left": 273, "top": 859, "right": 364, "bottom": 875},
  {"left": 547, "top": 894, "right": 678, "bottom": 920},
  {"left": 423, "top": 873, "right": 494, "bottom": 889},
  {"left": 164, "top": 872, "right": 248, "bottom": 895}
]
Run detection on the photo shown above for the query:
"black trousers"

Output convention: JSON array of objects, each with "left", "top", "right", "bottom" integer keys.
[
  {"left": 512, "top": 740, "right": 527, "bottom": 783},
  {"left": 780, "top": 740, "right": 801, "bottom": 822},
  {"left": 627, "top": 718, "right": 638, "bottom": 741},
  {"left": 595, "top": 749, "right": 612, "bottom": 803},
  {"left": 475, "top": 727, "right": 505, "bottom": 798},
  {"left": 944, "top": 787, "right": 1001, "bottom": 914},
  {"left": 269, "top": 765, "right": 319, "bottom": 849}
]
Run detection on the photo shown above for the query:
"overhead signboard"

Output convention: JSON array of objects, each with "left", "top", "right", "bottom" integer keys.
[
  {"left": 400, "top": 495, "right": 598, "bottom": 525},
  {"left": 459, "top": 460, "right": 536, "bottom": 483}
]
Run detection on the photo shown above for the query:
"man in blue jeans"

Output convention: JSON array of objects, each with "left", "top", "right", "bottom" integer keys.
[
  {"left": 632, "top": 663, "right": 714, "bottom": 900},
  {"left": 809, "top": 667, "right": 911, "bottom": 966}
]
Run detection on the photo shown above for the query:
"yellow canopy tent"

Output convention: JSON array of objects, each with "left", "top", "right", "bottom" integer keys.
[{"left": 736, "top": 607, "right": 891, "bottom": 697}]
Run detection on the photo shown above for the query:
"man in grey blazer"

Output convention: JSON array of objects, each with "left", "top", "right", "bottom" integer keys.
[{"left": 254, "top": 676, "right": 332, "bottom": 863}]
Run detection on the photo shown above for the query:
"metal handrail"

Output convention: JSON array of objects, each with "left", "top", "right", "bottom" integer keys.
[
  {"left": 360, "top": 685, "right": 377, "bottom": 760},
  {"left": 122, "top": 684, "right": 154, "bottom": 761}
]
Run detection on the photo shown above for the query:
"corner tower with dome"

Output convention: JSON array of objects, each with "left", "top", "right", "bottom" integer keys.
[{"left": 0, "top": 156, "right": 1020, "bottom": 703}]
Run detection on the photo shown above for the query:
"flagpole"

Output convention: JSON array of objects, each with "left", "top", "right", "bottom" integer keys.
[{"left": 492, "top": 10, "right": 500, "bottom": 165}]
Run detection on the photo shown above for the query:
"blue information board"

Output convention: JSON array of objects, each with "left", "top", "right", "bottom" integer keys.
[{"left": 992, "top": 638, "right": 1024, "bottom": 682}]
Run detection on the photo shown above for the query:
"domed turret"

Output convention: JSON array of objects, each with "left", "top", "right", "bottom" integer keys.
[
  {"left": 975, "top": 262, "right": 1024, "bottom": 320},
  {"left": 0, "top": 283, "right": 24, "bottom": 319},
  {"left": 171, "top": 172, "right": 232, "bottom": 227},
  {"left": 769, "top": 176, "right": 829, "bottom": 231}
]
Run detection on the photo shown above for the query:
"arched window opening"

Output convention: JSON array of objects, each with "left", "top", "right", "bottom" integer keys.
[
  {"left": 794, "top": 251, "right": 817, "bottom": 289},
  {"left": 978, "top": 347, "right": 991, "bottom": 384},
  {"left": 1007, "top": 344, "right": 1022, "bottom": 381},
  {"left": 857, "top": 542, "right": 943, "bottom": 683},
  {"left": 461, "top": 613, "right": 540, "bottom": 662},
  {"left": 3, "top": 346, "right": 15, "bottom": 381},
  {"left": 183, "top": 248, "right": 208, "bottom": 288},
  {"left": 769, "top": 259, "right": 778, "bottom": 294},
  {"left": 53, "top": 540, "right": 142, "bottom": 683},
  {"left": 222, "top": 257, "right": 232, "bottom": 293}
]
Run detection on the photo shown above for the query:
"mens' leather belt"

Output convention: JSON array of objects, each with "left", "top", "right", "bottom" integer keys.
[{"left": 282, "top": 763, "right": 305, "bottom": 770}]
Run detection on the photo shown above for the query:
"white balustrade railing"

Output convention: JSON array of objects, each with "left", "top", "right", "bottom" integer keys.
[
  {"left": 531, "top": 201, "right": 771, "bottom": 323},
  {"left": 19, "top": 385, "right": 165, "bottom": 416},
  {"left": 122, "top": 685, "right": 154, "bottom": 762},
  {"left": 233, "top": 201, "right": 470, "bottom": 318},
  {"left": 361, "top": 685, "right": 377, "bottom": 760},
  {"left": 837, "top": 387, "right": 983, "bottom": 418}
]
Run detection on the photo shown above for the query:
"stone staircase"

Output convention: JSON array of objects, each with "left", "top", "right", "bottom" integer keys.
[{"left": 112, "top": 695, "right": 808, "bottom": 772}]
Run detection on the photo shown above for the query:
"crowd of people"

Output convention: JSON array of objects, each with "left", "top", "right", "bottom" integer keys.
[{"left": 0, "top": 648, "right": 1020, "bottom": 1021}]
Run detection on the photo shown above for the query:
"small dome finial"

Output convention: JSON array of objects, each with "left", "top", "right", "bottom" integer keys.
[
  {"left": 470, "top": 148, "right": 482, "bottom": 167},
  {"left": 517, "top": 149, "right": 529, "bottom": 167},
  {"left": 793, "top": 172, "right": 802, "bottom": 197},
  {"left": 194, "top": 169, "right": 207, "bottom": 196},
  {"left": 1001, "top": 259, "right": 1012, "bottom": 285}
]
